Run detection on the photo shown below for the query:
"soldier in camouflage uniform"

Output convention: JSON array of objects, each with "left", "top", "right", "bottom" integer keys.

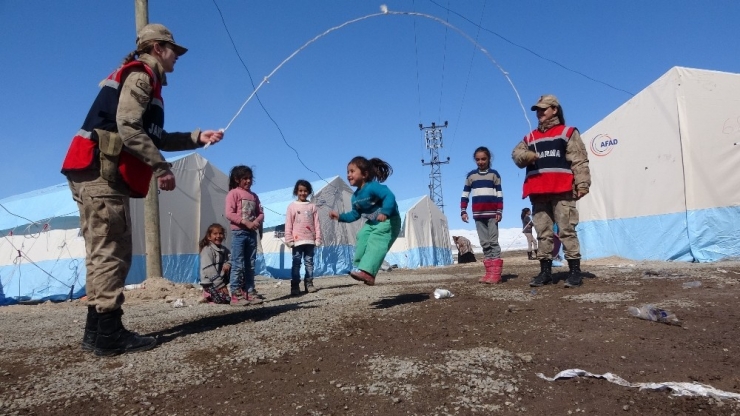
[
  {"left": 62, "top": 24, "right": 224, "bottom": 356},
  {"left": 512, "top": 95, "right": 591, "bottom": 288}
]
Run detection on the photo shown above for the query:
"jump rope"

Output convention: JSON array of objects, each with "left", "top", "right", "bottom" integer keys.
[
  {"left": 206, "top": 5, "right": 536, "bottom": 150},
  {"left": 204, "top": 5, "right": 540, "bottom": 246}
]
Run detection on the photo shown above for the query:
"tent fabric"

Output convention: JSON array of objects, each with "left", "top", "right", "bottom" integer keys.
[
  {"left": 259, "top": 176, "right": 362, "bottom": 278},
  {"left": 0, "top": 156, "right": 455, "bottom": 303},
  {"left": 0, "top": 229, "right": 87, "bottom": 303},
  {"left": 260, "top": 188, "right": 453, "bottom": 278},
  {"left": 577, "top": 67, "right": 740, "bottom": 262},
  {"left": 128, "top": 152, "right": 230, "bottom": 284},
  {"left": 385, "top": 196, "right": 453, "bottom": 269},
  {"left": 0, "top": 184, "right": 79, "bottom": 236},
  {"left": 0, "top": 152, "right": 230, "bottom": 304}
]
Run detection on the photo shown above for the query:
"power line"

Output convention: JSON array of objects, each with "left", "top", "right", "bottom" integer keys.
[
  {"left": 450, "top": 0, "right": 487, "bottom": 146},
  {"left": 437, "top": 0, "right": 450, "bottom": 121},
  {"left": 425, "top": 0, "right": 635, "bottom": 96},
  {"left": 411, "top": 0, "right": 425, "bottom": 163},
  {"left": 211, "top": 0, "right": 329, "bottom": 184}
]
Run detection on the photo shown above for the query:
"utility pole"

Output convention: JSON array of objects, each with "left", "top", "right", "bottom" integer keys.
[
  {"left": 420, "top": 121, "right": 450, "bottom": 213},
  {"left": 135, "top": 0, "right": 163, "bottom": 279},
  {"left": 134, "top": 0, "right": 148, "bottom": 32}
]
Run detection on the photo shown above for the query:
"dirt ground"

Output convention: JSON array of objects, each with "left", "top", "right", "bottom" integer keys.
[{"left": 2, "top": 250, "right": 740, "bottom": 415}]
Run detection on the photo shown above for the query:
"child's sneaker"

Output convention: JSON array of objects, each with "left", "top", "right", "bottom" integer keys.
[
  {"left": 244, "top": 293, "right": 264, "bottom": 305},
  {"left": 248, "top": 289, "right": 266, "bottom": 299},
  {"left": 230, "top": 294, "right": 249, "bottom": 306},
  {"left": 350, "top": 269, "right": 375, "bottom": 286}
]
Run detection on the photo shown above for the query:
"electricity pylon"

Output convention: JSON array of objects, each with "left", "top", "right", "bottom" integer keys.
[{"left": 420, "top": 121, "right": 450, "bottom": 213}]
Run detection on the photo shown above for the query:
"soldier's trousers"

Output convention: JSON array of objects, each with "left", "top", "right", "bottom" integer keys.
[
  {"left": 531, "top": 193, "right": 581, "bottom": 260},
  {"left": 67, "top": 170, "right": 132, "bottom": 313}
]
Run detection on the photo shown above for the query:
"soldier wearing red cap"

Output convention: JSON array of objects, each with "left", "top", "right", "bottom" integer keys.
[
  {"left": 512, "top": 95, "right": 591, "bottom": 288},
  {"left": 62, "top": 24, "right": 225, "bottom": 356}
]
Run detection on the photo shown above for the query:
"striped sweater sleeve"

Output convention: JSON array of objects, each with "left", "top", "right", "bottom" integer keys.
[{"left": 460, "top": 171, "right": 473, "bottom": 215}]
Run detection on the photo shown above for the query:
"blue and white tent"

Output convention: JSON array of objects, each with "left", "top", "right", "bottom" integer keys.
[
  {"left": 578, "top": 67, "right": 740, "bottom": 262},
  {"left": 0, "top": 184, "right": 86, "bottom": 304},
  {"left": 385, "top": 195, "right": 453, "bottom": 269},
  {"left": 258, "top": 176, "right": 361, "bottom": 278},
  {"left": 0, "top": 152, "right": 230, "bottom": 304},
  {"left": 259, "top": 182, "right": 453, "bottom": 278},
  {"left": 0, "top": 158, "right": 455, "bottom": 303}
]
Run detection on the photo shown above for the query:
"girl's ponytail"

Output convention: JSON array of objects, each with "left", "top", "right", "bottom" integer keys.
[{"left": 370, "top": 158, "right": 393, "bottom": 183}]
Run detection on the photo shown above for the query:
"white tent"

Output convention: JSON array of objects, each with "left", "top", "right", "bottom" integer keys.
[
  {"left": 259, "top": 185, "right": 453, "bottom": 278},
  {"left": 385, "top": 196, "right": 453, "bottom": 268},
  {"left": 577, "top": 67, "right": 740, "bottom": 262},
  {"left": 259, "top": 176, "right": 361, "bottom": 278},
  {"left": 128, "top": 152, "right": 230, "bottom": 283},
  {"left": 0, "top": 152, "right": 229, "bottom": 304}
]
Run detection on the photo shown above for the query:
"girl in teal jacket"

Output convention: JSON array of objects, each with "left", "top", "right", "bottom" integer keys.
[{"left": 330, "top": 156, "right": 401, "bottom": 286}]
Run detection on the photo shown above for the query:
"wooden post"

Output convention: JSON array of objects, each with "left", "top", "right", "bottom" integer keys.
[
  {"left": 135, "top": 0, "right": 163, "bottom": 279},
  {"left": 134, "top": 0, "right": 148, "bottom": 32}
]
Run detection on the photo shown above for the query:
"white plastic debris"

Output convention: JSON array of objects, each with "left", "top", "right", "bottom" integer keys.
[
  {"left": 537, "top": 369, "right": 740, "bottom": 401},
  {"left": 124, "top": 283, "right": 145, "bottom": 290},
  {"left": 172, "top": 298, "right": 185, "bottom": 308},
  {"left": 433, "top": 288, "right": 454, "bottom": 299}
]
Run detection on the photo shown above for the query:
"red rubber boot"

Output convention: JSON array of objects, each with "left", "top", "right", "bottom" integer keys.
[
  {"left": 479, "top": 259, "right": 495, "bottom": 283},
  {"left": 489, "top": 258, "right": 503, "bottom": 284}
]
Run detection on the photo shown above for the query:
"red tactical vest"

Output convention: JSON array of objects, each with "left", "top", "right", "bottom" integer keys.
[
  {"left": 61, "top": 61, "right": 164, "bottom": 198},
  {"left": 521, "top": 125, "right": 575, "bottom": 198}
]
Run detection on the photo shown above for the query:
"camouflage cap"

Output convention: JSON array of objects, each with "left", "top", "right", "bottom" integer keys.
[
  {"left": 530, "top": 94, "right": 560, "bottom": 111},
  {"left": 136, "top": 23, "right": 188, "bottom": 56}
]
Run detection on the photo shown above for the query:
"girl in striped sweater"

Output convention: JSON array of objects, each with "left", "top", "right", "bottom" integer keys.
[{"left": 461, "top": 146, "right": 504, "bottom": 284}]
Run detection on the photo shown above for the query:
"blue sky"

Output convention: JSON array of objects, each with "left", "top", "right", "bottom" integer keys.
[{"left": 1, "top": 1, "right": 737, "bottom": 231}]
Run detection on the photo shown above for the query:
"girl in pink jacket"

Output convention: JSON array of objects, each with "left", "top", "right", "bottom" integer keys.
[
  {"left": 285, "top": 179, "right": 322, "bottom": 296},
  {"left": 224, "top": 165, "right": 264, "bottom": 306}
]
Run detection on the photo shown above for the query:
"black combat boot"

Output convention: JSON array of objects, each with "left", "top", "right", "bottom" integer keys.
[
  {"left": 564, "top": 258, "right": 583, "bottom": 288},
  {"left": 94, "top": 308, "right": 157, "bottom": 357},
  {"left": 530, "top": 259, "right": 553, "bottom": 287},
  {"left": 290, "top": 280, "right": 301, "bottom": 296},
  {"left": 527, "top": 251, "right": 534, "bottom": 260},
  {"left": 81, "top": 306, "right": 98, "bottom": 352},
  {"left": 304, "top": 277, "right": 317, "bottom": 293}
]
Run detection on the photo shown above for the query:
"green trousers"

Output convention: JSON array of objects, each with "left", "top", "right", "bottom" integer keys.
[{"left": 354, "top": 215, "right": 402, "bottom": 276}]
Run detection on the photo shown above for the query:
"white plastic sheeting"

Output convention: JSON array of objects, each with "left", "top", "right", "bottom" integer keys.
[{"left": 538, "top": 368, "right": 740, "bottom": 401}]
